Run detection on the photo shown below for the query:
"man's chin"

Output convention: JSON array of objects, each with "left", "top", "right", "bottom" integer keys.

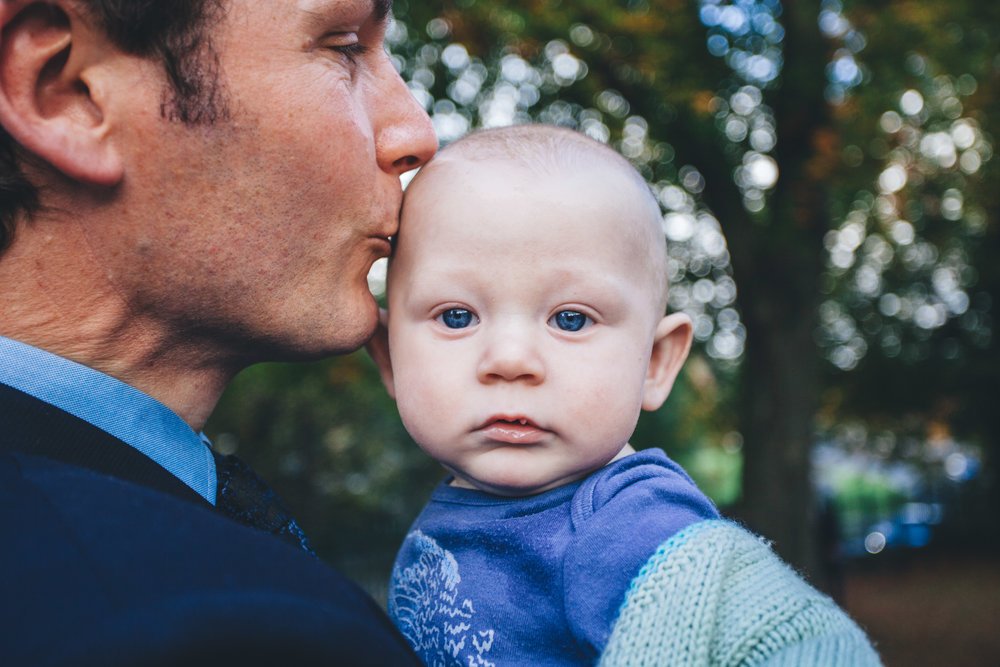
[
  {"left": 318, "top": 295, "right": 381, "bottom": 356},
  {"left": 308, "top": 319, "right": 378, "bottom": 360},
  {"left": 245, "top": 297, "right": 380, "bottom": 363}
]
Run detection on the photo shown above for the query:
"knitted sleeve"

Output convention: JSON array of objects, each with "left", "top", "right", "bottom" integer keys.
[
  {"left": 562, "top": 451, "right": 719, "bottom": 658},
  {"left": 599, "top": 520, "right": 882, "bottom": 667}
]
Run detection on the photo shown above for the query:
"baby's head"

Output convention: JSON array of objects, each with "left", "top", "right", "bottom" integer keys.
[{"left": 372, "top": 125, "right": 692, "bottom": 496}]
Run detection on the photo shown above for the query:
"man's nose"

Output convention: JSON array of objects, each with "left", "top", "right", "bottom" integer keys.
[
  {"left": 476, "top": 327, "right": 545, "bottom": 385},
  {"left": 373, "top": 55, "right": 438, "bottom": 176}
]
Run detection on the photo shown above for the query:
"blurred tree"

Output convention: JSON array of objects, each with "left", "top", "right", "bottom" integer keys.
[
  {"left": 827, "top": 0, "right": 1000, "bottom": 547},
  {"left": 208, "top": 0, "right": 997, "bottom": 594},
  {"left": 382, "top": 0, "right": 998, "bottom": 580}
]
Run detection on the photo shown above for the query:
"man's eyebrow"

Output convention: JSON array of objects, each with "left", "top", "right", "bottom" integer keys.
[
  {"left": 301, "top": 0, "right": 392, "bottom": 28},
  {"left": 374, "top": 0, "right": 392, "bottom": 21}
]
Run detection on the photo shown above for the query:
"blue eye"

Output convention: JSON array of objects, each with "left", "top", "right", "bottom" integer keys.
[
  {"left": 438, "top": 308, "right": 477, "bottom": 329},
  {"left": 551, "top": 310, "right": 590, "bottom": 332}
]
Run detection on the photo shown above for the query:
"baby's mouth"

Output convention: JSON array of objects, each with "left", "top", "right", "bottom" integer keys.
[{"left": 477, "top": 416, "right": 548, "bottom": 444}]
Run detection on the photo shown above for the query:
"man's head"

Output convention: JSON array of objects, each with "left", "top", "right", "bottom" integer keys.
[
  {"left": 0, "top": 0, "right": 437, "bottom": 384},
  {"left": 372, "top": 125, "right": 693, "bottom": 496}
]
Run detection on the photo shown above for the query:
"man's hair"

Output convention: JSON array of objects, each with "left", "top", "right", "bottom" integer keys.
[{"left": 0, "top": 0, "right": 228, "bottom": 252}]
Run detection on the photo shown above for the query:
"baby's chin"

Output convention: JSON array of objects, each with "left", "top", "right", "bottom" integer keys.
[{"left": 447, "top": 468, "right": 587, "bottom": 498}]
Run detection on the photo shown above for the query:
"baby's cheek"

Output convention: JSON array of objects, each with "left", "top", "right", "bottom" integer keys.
[
  {"left": 569, "top": 383, "right": 613, "bottom": 428},
  {"left": 397, "top": 378, "right": 450, "bottom": 440},
  {"left": 574, "top": 374, "right": 643, "bottom": 438}
]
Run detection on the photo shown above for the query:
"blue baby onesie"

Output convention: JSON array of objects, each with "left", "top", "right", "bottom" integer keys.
[{"left": 388, "top": 448, "right": 719, "bottom": 666}]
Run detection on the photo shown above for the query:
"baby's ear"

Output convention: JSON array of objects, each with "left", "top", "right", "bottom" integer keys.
[
  {"left": 641, "top": 313, "right": 693, "bottom": 411},
  {"left": 364, "top": 308, "right": 396, "bottom": 399}
]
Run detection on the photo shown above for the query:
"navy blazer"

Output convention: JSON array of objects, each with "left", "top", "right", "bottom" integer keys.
[{"left": 0, "top": 382, "right": 419, "bottom": 666}]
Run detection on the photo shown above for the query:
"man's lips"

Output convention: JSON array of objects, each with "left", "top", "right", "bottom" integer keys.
[
  {"left": 476, "top": 416, "right": 549, "bottom": 444},
  {"left": 368, "top": 235, "right": 393, "bottom": 257}
]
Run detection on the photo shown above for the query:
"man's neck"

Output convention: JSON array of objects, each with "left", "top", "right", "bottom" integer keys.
[{"left": 0, "top": 225, "right": 234, "bottom": 431}]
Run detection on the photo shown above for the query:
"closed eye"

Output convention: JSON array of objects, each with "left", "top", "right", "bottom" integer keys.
[{"left": 330, "top": 42, "right": 369, "bottom": 63}]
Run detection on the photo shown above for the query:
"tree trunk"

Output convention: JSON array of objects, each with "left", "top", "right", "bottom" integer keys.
[
  {"left": 737, "top": 280, "right": 824, "bottom": 582},
  {"left": 727, "top": 0, "right": 833, "bottom": 586}
]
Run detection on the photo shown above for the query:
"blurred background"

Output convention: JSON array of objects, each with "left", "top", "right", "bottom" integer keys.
[{"left": 206, "top": 1, "right": 1000, "bottom": 664}]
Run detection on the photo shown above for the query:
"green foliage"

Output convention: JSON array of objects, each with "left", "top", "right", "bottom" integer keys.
[
  {"left": 830, "top": 468, "right": 908, "bottom": 539},
  {"left": 206, "top": 353, "right": 442, "bottom": 588},
  {"left": 633, "top": 354, "right": 743, "bottom": 505}
]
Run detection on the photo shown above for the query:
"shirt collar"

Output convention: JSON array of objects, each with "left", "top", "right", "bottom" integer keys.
[{"left": 0, "top": 335, "right": 216, "bottom": 504}]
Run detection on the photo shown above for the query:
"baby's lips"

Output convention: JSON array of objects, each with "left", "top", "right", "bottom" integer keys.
[{"left": 477, "top": 418, "right": 548, "bottom": 444}]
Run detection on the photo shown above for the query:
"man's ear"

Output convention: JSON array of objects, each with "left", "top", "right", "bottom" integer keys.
[
  {"left": 641, "top": 312, "right": 694, "bottom": 411},
  {"left": 0, "top": 0, "right": 123, "bottom": 186},
  {"left": 365, "top": 308, "right": 396, "bottom": 399}
]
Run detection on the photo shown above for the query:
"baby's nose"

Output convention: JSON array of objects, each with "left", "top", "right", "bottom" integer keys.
[{"left": 476, "top": 328, "right": 545, "bottom": 384}]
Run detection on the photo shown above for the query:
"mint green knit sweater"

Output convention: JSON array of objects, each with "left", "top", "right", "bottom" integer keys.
[{"left": 600, "top": 520, "right": 881, "bottom": 666}]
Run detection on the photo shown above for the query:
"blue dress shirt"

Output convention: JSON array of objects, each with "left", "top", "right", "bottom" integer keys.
[{"left": 0, "top": 335, "right": 216, "bottom": 503}]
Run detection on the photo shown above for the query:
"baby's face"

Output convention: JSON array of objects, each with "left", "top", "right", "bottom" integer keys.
[{"left": 385, "top": 159, "right": 668, "bottom": 496}]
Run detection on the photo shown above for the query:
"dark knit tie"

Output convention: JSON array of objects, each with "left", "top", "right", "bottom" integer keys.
[{"left": 212, "top": 450, "right": 315, "bottom": 555}]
